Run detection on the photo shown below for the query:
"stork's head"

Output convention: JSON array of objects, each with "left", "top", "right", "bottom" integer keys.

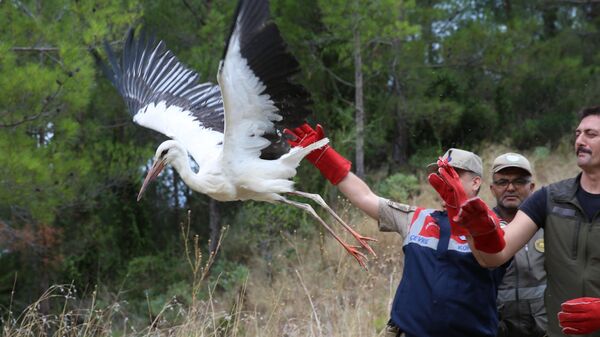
[{"left": 137, "top": 140, "right": 186, "bottom": 201}]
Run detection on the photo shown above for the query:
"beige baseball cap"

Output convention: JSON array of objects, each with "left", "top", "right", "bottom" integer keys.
[
  {"left": 492, "top": 153, "right": 533, "bottom": 175},
  {"left": 427, "top": 148, "right": 483, "bottom": 176}
]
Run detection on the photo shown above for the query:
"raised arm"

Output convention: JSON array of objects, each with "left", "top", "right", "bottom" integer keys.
[
  {"left": 430, "top": 162, "right": 539, "bottom": 266},
  {"left": 285, "top": 124, "right": 380, "bottom": 220},
  {"left": 473, "top": 210, "right": 539, "bottom": 267},
  {"left": 337, "top": 172, "right": 380, "bottom": 220}
]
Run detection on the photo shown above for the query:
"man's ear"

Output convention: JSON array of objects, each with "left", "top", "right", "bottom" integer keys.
[{"left": 472, "top": 175, "right": 482, "bottom": 190}]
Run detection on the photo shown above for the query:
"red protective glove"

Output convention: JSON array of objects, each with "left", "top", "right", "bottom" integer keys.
[
  {"left": 285, "top": 124, "right": 351, "bottom": 185},
  {"left": 427, "top": 158, "right": 469, "bottom": 236},
  {"left": 558, "top": 297, "right": 600, "bottom": 335},
  {"left": 455, "top": 197, "right": 505, "bottom": 253}
]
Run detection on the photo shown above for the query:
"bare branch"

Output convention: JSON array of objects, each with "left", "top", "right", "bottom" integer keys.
[
  {"left": 181, "top": 0, "right": 205, "bottom": 26},
  {"left": 0, "top": 112, "right": 49, "bottom": 128},
  {"left": 0, "top": 81, "right": 64, "bottom": 128},
  {"left": 98, "top": 120, "right": 131, "bottom": 129},
  {"left": 367, "top": 38, "right": 393, "bottom": 48},
  {"left": 11, "top": 47, "right": 65, "bottom": 68},
  {"left": 12, "top": 0, "right": 35, "bottom": 18},
  {"left": 322, "top": 65, "right": 355, "bottom": 87},
  {"left": 11, "top": 47, "right": 59, "bottom": 52},
  {"left": 0, "top": 221, "right": 19, "bottom": 245}
]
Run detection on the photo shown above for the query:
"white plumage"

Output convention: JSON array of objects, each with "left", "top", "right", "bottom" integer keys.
[{"left": 98, "top": 0, "right": 375, "bottom": 267}]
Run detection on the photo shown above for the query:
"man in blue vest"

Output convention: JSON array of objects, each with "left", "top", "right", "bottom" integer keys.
[
  {"left": 491, "top": 153, "right": 547, "bottom": 337},
  {"left": 433, "top": 106, "right": 600, "bottom": 336},
  {"left": 286, "top": 124, "right": 506, "bottom": 337}
]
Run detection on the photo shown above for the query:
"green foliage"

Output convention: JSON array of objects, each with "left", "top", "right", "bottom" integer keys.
[
  {"left": 533, "top": 146, "right": 551, "bottom": 160},
  {"left": 408, "top": 145, "right": 442, "bottom": 170},
  {"left": 239, "top": 201, "right": 311, "bottom": 236},
  {"left": 125, "top": 255, "right": 174, "bottom": 295},
  {"left": 208, "top": 259, "right": 249, "bottom": 293},
  {"left": 376, "top": 173, "right": 420, "bottom": 202},
  {"left": 223, "top": 201, "right": 314, "bottom": 265},
  {"left": 0, "top": 0, "right": 148, "bottom": 313}
]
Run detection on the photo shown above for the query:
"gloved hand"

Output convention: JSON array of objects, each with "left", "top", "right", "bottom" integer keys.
[
  {"left": 427, "top": 158, "right": 469, "bottom": 236},
  {"left": 285, "top": 124, "right": 351, "bottom": 185},
  {"left": 455, "top": 197, "right": 505, "bottom": 253},
  {"left": 558, "top": 297, "right": 600, "bottom": 335}
]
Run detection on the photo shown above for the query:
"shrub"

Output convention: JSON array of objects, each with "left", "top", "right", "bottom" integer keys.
[{"left": 376, "top": 173, "right": 420, "bottom": 202}]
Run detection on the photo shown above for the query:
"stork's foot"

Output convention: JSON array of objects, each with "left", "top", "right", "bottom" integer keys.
[
  {"left": 350, "top": 232, "right": 378, "bottom": 257},
  {"left": 279, "top": 194, "right": 370, "bottom": 270},
  {"left": 289, "top": 190, "right": 378, "bottom": 257},
  {"left": 343, "top": 244, "right": 369, "bottom": 270}
]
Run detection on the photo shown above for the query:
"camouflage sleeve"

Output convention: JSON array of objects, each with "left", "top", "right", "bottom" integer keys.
[{"left": 378, "top": 197, "right": 418, "bottom": 238}]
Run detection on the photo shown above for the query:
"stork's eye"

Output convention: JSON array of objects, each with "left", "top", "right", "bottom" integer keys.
[{"left": 160, "top": 149, "right": 169, "bottom": 157}]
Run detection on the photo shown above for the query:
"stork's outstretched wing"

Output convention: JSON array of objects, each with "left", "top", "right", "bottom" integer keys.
[
  {"left": 99, "top": 30, "right": 225, "bottom": 166},
  {"left": 218, "top": 0, "right": 312, "bottom": 163}
]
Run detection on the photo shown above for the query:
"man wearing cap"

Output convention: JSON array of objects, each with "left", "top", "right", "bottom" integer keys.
[
  {"left": 491, "top": 153, "right": 547, "bottom": 337},
  {"left": 434, "top": 106, "right": 600, "bottom": 336},
  {"left": 285, "top": 124, "right": 506, "bottom": 337}
]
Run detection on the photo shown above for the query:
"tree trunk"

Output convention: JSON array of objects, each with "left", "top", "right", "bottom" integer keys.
[
  {"left": 420, "top": 0, "right": 436, "bottom": 65},
  {"left": 542, "top": 4, "right": 558, "bottom": 38},
  {"left": 208, "top": 199, "right": 221, "bottom": 254},
  {"left": 173, "top": 169, "right": 180, "bottom": 226},
  {"left": 392, "top": 79, "right": 409, "bottom": 167},
  {"left": 588, "top": 2, "right": 600, "bottom": 26},
  {"left": 503, "top": 0, "right": 511, "bottom": 18},
  {"left": 38, "top": 127, "right": 45, "bottom": 147},
  {"left": 38, "top": 268, "right": 50, "bottom": 315},
  {"left": 354, "top": 26, "right": 365, "bottom": 179}
]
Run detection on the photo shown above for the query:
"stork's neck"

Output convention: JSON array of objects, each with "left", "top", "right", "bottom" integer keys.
[
  {"left": 169, "top": 154, "right": 209, "bottom": 193},
  {"left": 169, "top": 152, "right": 227, "bottom": 197}
]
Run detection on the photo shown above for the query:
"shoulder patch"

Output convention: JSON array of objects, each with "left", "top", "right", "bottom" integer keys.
[
  {"left": 534, "top": 238, "right": 545, "bottom": 253},
  {"left": 386, "top": 200, "right": 418, "bottom": 213}
]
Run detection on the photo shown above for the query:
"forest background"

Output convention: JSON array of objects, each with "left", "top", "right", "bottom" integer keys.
[{"left": 1, "top": 0, "right": 599, "bottom": 336}]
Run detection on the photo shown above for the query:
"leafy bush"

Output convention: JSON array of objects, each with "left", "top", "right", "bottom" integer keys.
[
  {"left": 208, "top": 259, "right": 249, "bottom": 293},
  {"left": 533, "top": 146, "right": 551, "bottom": 159},
  {"left": 408, "top": 145, "right": 441, "bottom": 171},
  {"left": 120, "top": 254, "right": 188, "bottom": 306},
  {"left": 376, "top": 173, "right": 420, "bottom": 202}
]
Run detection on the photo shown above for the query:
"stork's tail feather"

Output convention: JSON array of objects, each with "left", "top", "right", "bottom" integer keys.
[
  {"left": 302, "top": 138, "right": 329, "bottom": 154},
  {"left": 282, "top": 138, "right": 329, "bottom": 167}
]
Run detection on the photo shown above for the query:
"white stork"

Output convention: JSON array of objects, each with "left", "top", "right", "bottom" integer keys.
[{"left": 97, "top": 0, "right": 375, "bottom": 267}]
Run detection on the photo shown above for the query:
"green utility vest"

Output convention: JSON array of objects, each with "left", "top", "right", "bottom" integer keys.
[
  {"left": 545, "top": 174, "right": 600, "bottom": 337},
  {"left": 496, "top": 228, "right": 547, "bottom": 337}
]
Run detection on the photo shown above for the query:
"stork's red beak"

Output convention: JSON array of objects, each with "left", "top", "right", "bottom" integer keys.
[{"left": 137, "top": 159, "right": 166, "bottom": 201}]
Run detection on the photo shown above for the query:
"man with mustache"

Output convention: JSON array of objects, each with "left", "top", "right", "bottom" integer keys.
[
  {"left": 433, "top": 106, "right": 600, "bottom": 336},
  {"left": 490, "top": 153, "right": 547, "bottom": 337}
]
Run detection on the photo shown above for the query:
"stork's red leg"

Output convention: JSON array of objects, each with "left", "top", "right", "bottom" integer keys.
[
  {"left": 278, "top": 196, "right": 369, "bottom": 269},
  {"left": 290, "top": 191, "right": 377, "bottom": 257}
]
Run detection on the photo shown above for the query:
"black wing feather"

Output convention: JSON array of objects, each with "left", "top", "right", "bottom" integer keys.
[
  {"left": 99, "top": 29, "right": 225, "bottom": 133},
  {"left": 225, "top": 0, "right": 313, "bottom": 159}
]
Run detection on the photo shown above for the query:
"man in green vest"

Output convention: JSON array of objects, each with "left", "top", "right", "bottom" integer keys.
[
  {"left": 491, "top": 153, "right": 547, "bottom": 337},
  {"left": 431, "top": 106, "right": 600, "bottom": 336}
]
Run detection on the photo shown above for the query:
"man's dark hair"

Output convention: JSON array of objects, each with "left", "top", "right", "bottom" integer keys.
[{"left": 578, "top": 106, "right": 600, "bottom": 121}]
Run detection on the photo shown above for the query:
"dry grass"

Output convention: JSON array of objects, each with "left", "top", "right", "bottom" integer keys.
[
  {"left": 2, "top": 138, "right": 581, "bottom": 337},
  {"left": 237, "top": 202, "right": 403, "bottom": 337},
  {"left": 1, "top": 209, "right": 400, "bottom": 337}
]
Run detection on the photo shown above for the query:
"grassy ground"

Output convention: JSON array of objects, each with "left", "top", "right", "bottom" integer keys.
[{"left": 2, "top": 139, "right": 580, "bottom": 337}]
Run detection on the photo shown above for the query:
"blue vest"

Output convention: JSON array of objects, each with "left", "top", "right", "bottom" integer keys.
[{"left": 390, "top": 209, "right": 505, "bottom": 337}]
